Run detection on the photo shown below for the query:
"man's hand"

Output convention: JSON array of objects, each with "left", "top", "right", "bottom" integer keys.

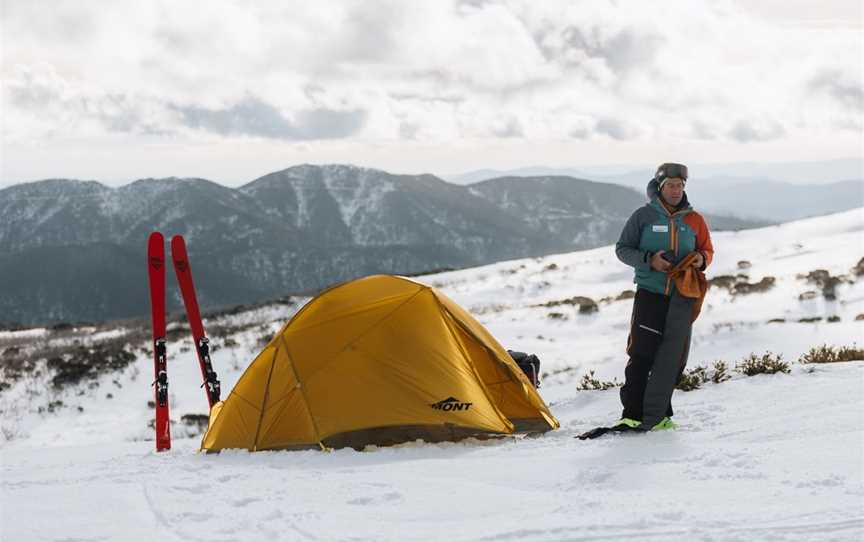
[
  {"left": 650, "top": 250, "right": 672, "bottom": 272},
  {"left": 690, "top": 251, "right": 704, "bottom": 269}
]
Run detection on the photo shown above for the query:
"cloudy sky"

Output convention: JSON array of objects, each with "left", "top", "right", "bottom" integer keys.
[{"left": 2, "top": 0, "right": 862, "bottom": 186}]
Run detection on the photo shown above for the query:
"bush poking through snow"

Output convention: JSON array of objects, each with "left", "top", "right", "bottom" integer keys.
[
  {"left": 616, "top": 290, "right": 636, "bottom": 300},
  {"left": 47, "top": 345, "right": 136, "bottom": 389},
  {"left": 712, "top": 361, "right": 732, "bottom": 383},
  {"left": 732, "top": 277, "right": 776, "bottom": 295},
  {"left": 799, "top": 269, "right": 850, "bottom": 300},
  {"left": 576, "top": 370, "right": 619, "bottom": 391},
  {"left": 708, "top": 275, "right": 738, "bottom": 289},
  {"left": 677, "top": 367, "right": 708, "bottom": 391},
  {"left": 709, "top": 275, "right": 775, "bottom": 295},
  {"left": 854, "top": 257, "right": 864, "bottom": 277},
  {"left": 799, "top": 344, "right": 864, "bottom": 364},
  {"left": 737, "top": 352, "right": 790, "bottom": 376},
  {"left": 536, "top": 296, "right": 598, "bottom": 313},
  {"left": 676, "top": 361, "right": 732, "bottom": 391},
  {"left": 180, "top": 413, "right": 210, "bottom": 436},
  {"left": 256, "top": 330, "right": 273, "bottom": 347}
]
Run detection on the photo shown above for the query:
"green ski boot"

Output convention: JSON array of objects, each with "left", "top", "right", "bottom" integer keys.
[
  {"left": 651, "top": 417, "right": 678, "bottom": 431},
  {"left": 615, "top": 418, "right": 643, "bottom": 429}
]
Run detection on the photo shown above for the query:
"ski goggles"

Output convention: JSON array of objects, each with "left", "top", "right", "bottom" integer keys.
[{"left": 655, "top": 163, "right": 688, "bottom": 182}]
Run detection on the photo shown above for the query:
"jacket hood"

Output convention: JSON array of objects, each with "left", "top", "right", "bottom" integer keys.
[{"left": 647, "top": 179, "right": 691, "bottom": 211}]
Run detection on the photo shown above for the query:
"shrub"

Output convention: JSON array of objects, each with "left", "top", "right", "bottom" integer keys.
[
  {"left": 708, "top": 275, "right": 737, "bottom": 289},
  {"left": 802, "top": 269, "right": 848, "bottom": 300},
  {"left": 576, "top": 370, "right": 619, "bottom": 391},
  {"left": 577, "top": 300, "right": 598, "bottom": 314},
  {"left": 733, "top": 277, "right": 775, "bottom": 295},
  {"left": 827, "top": 315, "right": 841, "bottom": 323},
  {"left": 712, "top": 361, "right": 732, "bottom": 383},
  {"left": 616, "top": 290, "right": 636, "bottom": 301},
  {"left": 677, "top": 366, "right": 708, "bottom": 391},
  {"left": 799, "top": 344, "right": 864, "bottom": 364},
  {"left": 537, "top": 296, "right": 598, "bottom": 313},
  {"left": 547, "top": 312, "right": 568, "bottom": 320},
  {"left": 736, "top": 352, "right": 790, "bottom": 376},
  {"left": 166, "top": 326, "right": 189, "bottom": 342},
  {"left": 798, "top": 316, "right": 822, "bottom": 323},
  {"left": 676, "top": 361, "right": 731, "bottom": 391},
  {"left": 47, "top": 344, "right": 136, "bottom": 389},
  {"left": 710, "top": 275, "right": 775, "bottom": 295},
  {"left": 180, "top": 413, "right": 210, "bottom": 435},
  {"left": 256, "top": 331, "right": 273, "bottom": 347},
  {"left": 2, "top": 346, "right": 21, "bottom": 357}
]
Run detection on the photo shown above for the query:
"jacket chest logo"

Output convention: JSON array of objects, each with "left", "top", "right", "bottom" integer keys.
[{"left": 652, "top": 225, "right": 669, "bottom": 233}]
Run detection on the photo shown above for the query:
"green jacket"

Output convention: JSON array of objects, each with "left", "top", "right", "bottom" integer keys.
[{"left": 615, "top": 180, "right": 714, "bottom": 296}]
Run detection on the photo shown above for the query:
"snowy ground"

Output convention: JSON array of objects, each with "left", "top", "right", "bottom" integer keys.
[{"left": 2, "top": 209, "right": 863, "bottom": 541}]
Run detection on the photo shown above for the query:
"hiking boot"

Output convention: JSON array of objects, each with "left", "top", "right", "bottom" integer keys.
[
  {"left": 651, "top": 417, "right": 678, "bottom": 431},
  {"left": 613, "top": 418, "right": 642, "bottom": 430}
]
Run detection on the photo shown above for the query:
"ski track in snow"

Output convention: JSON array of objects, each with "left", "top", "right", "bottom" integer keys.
[{"left": 1, "top": 209, "right": 863, "bottom": 541}]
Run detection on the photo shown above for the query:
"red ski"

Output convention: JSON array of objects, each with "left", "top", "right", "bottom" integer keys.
[
  {"left": 170, "top": 235, "right": 221, "bottom": 409},
  {"left": 147, "top": 232, "right": 171, "bottom": 451}
]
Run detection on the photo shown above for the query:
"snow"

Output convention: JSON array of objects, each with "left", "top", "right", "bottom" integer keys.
[
  {"left": 320, "top": 166, "right": 396, "bottom": 242},
  {"left": 1, "top": 209, "right": 863, "bottom": 541},
  {"left": 0, "top": 328, "right": 48, "bottom": 340}
]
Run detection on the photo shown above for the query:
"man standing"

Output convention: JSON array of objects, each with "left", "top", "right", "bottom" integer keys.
[{"left": 578, "top": 162, "right": 713, "bottom": 439}]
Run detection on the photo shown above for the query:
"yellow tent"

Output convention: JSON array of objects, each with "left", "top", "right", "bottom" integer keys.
[{"left": 201, "top": 275, "right": 559, "bottom": 452}]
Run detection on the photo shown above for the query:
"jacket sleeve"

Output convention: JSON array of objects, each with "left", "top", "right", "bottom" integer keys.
[
  {"left": 686, "top": 212, "right": 714, "bottom": 271},
  {"left": 615, "top": 208, "right": 652, "bottom": 271}
]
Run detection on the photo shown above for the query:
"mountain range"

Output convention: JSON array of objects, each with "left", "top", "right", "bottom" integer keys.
[
  {"left": 445, "top": 163, "right": 864, "bottom": 223},
  {"left": 0, "top": 164, "right": 764, "bottom": 325}
]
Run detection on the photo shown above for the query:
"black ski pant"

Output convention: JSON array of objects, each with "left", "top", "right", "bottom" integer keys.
[{"left": 620, "top": 288, "right": 693, "bottom": 427}]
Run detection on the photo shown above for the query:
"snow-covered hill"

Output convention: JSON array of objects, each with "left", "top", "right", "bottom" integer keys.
[{"left": 1, "top": 209, "right": 862, "bottom": 541}]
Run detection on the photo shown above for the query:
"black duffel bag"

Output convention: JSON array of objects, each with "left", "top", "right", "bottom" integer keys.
[{"left": 507, "top": 350, "right": 541, "bottom": 388}]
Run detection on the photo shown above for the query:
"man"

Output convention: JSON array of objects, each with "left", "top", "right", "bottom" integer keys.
[{"left": 578, "top": 162, "right": 713, "bottom": 439}]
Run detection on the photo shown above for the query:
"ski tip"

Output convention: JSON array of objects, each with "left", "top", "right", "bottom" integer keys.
[
  {"left": 170, "top": 234, "right": 188, "bottom": 256},
  {"left": 148, "top": 231, "right": 164, "bottom": 243}
]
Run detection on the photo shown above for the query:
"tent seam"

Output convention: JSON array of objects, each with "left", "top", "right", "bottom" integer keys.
[
  {"left": 279, "top": 333, "right": 327, "bottom": 447},
  {"left": 251, "top": 345, "right": 279, "bottom": 451},
  {"left": 432, "top": 294, "right": 514, "bottom": 433}
]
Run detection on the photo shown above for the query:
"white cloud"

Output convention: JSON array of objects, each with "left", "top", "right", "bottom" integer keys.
[
  {"left": 1, "top": 0, "right": 861, "bottom": 184},
  {"left": 727, "top": 119, "right": 786, "bottom": 142}
]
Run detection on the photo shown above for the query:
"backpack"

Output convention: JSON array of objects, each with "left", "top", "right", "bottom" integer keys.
[{"left": 507, "top": 350, "right": 541, "bottom": 388}]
